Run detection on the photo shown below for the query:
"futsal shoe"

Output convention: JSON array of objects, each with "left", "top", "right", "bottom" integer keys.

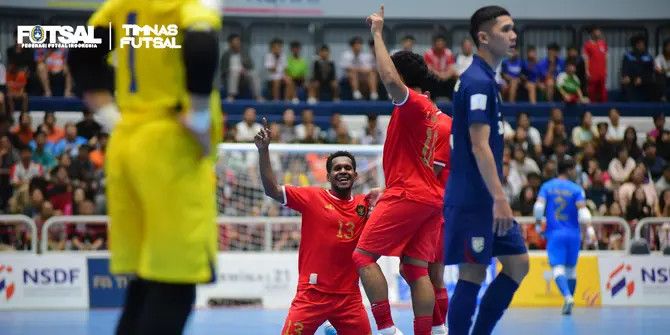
[
  {"left": 431, "top": 324, "right": 448, "bottom": 334},
  {"left": 562, "top": 296, "right": 574, "bottom": 315},
  {"left": 378, "top": 327, "right": 404, "bottom": 335}
]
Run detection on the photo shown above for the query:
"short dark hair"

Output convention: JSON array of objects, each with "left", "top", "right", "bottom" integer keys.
[
  {"left": 643, "top": 141, "right": 656, "bottom": 150},
  {"left": 558, "top": 159, "right": 576, "bottom": 175},
  {"left": 432, "top": 34, "right": 447, "bottom": 43},
  {"left": 469, "top": 5, "right": 511, "bottom": 47},
  {"left": 19, "top": 146, "right": 32, "bottom": 153},
  {"left": 547, "top": 42, "right": 560, "bottom": 51},
  {"left": 630, "top": 35, "right": 646, "bottom": 48},
  {"left": 270, "top": 38, "right": 283, "bottom": 46},
  {"left": 319, "top": 44, "right": 330, "bottom": 52},
  {"left": 349, "top": 36, "right": 363, "bottom": 46},
  {"left": 516, "top": 111, "right": 529, "bottom": 121},
  {"left": 290, "top": 40, "right": 301, "bottom": 49},
  {"left": 403, "top": 35, "right": 416, "bottom": 42},
  {"left": 367, "top": 113, "right": 378, "bottom": 122},
  {"left": 566, "top": 59, "right": 578, "bottom": 67},
  {"left": 653, "top": 111, "right": 665, "bottom": 122},
  {"left": 326, "top": 151, "right": 356, "bottom": 173},
  {"left": 390, "top": 51, "right": 429, "bottom": 89},
  {"left": 227, "top": 33, "right": 240, "bottom": 43}
]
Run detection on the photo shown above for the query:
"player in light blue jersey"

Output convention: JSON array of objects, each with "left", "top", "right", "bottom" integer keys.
[{"left": 533, "top": 159, "right": 592, "bottom": 315}]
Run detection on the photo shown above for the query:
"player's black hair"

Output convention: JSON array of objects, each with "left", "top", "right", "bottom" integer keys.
[
  {"left": 643, "top": 141, "right": 656, "bottom": 151},
  {"left": 290, "top": 40, "right": 301, "bottom": 49},
  {"left": 403, "top": 35, "right": 416, "bottom": 42},
  {"left": 349, "top": 36, "right": 363, "bottom": 46},
  {"left": 526, "top": 45, "right": 537, "bottom": 52},
  {"left": 630, "top": 35, "right": 646, "bottom": 48},
  {"left": 326, "top": 151, "right": 357, "bottom": 173},
  {"left": 547, "top": 42, "right": 560, "bottom": 51},
  {"left": 469, "top": 5, "right": 510, "bottom": 47},
  {"left": 227, "top": 33, "right": 240, "bottom": 43},
  {"left": 432, "top": 34, "right": 447, "bottom": 43},
  {"left": 558, "top": 159, "right": 576, "bottom": 175},
  {"left": 390, "top": 51, "right": 430, "bottom": 90}
]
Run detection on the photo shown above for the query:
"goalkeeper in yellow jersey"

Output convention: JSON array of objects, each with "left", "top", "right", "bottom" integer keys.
[{"left": 67, "top": 1, "right": 222, "bottom": 334}]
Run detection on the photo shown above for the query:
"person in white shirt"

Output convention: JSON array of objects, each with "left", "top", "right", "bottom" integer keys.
[
  {"left": 235, "top": 107, "right": 263, "bottom": 142},
  {"left": 264, "top": 38, "right": 288, "bottom": 101},
  {"left": 655, "top": 39, "right": 670, "bottom": 101},
  {"left": 606, "top": 108, "right": 626, "bottom": 143},
  {"left": 454, "top": 38, "right": 475, "bottom": 76},
  {"left": 516, "top": 112, "right": 542, "bottom": 157},
  {"left": 340, "top": 36, "right": 377, "bottom": 100},
  {"left": 295, "top": 109, "right": 321, "bottom": 141},
  {"left": 655, "top": 165, "right": 670, "bottom": 194},
  {"left": 608, "top": 147, "right": 636, "bottom": 185},
  {"left": 571, "top": 111, "right": 598, "bottom": 148}
]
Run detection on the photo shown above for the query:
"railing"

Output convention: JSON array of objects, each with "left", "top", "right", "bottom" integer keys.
[
  {"left": 516, "top": 216, "right": 632, "bottom": 252},
  {"left": 634, "top": 217, "right": 670, "bottom": 241},
  {"left": 40, "top": 215, "right": 109, "bottom": 253},
  {"left": 0, "top": 215, "right": 38, "bottom": 253}
]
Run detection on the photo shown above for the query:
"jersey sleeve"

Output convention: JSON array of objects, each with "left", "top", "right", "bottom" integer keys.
[
  {"left": 574, "top": 186, "right": 586, "bottom": 203},
  {"left": 433, "top": 114, "right": 452, "bottom": 167},
  {"left": 537, "top": 184, "right": 548, "bottom": 201},
  {"left": 180, "top": 0, "right": 222, "bottom": 30},
  {"left": 464, "top": 80, "right": 493, "bottom": 126},
  {"left": 88, "top": 0, "right": 120, "bottom": 26},
  {"left": 283, "top": 185, "right": 317, "bottom": 212},
  {"left": 393, "top": 87, "right": 431, "bottom": 117}
]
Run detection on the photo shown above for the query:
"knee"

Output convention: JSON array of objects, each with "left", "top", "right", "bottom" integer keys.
[
  {"left": 502, "top": 254, "right": 530, "bottom": 283},
  {"left": 552, "top": 265, "right": 566, "bottom": 279},
  {"left": 428, "top": 263, "right": 445, "bottom": 288},
  {"left": 400, "top": 262, "right": 429, "bottom": 283},
  {"left": 458, "top": 265, "right": 487, "bottom": 284}
]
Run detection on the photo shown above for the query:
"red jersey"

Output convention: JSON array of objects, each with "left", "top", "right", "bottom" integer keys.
[
  {"left": 583, "top": 39, "right": 608, "bottom": 78},
  {"left": 383, "top": 88, "right": 442, "bottom": 207},
  {"left": 433, "top": 111, "right": 453, "bottom": 188},
  {"left": 283, "top": 185, "right": 369, "bottom": 294},
  {"left": 424, "top": 48, "right": 455, "bottom": 73}
]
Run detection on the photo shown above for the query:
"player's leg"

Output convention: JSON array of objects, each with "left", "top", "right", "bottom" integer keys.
[
  {"left": 281, "top": 290, "right": 327, "bottom": 335},
  {"left": 353, "top": 248, "right": 396, "bottom": 334},
  {"left": 471, "top": 222, "right": 529, "bottom": 335},
  {"left": 508, "top": 78, "right": 519, "bottom": 102},
  {"left": 328, "top": 293, "right": 372, "bottom": 335},
  {"left": 525, "top": 82, "right": 537, "bottom": 103},
  {"left": 562, "top": 233, "right": 581, "bottom": 315},
  {"left": 428, "top": 262, "right": 448, "bottom": 335},
  {"left": 115, "top": 278, "right": 148, "bottom": 335},
  {"left": 401, "top": 256, "right": 434, "bottom": 335},
  {"left": 367, "top": 70, "right": 379, "bottom": 100},
  {"left": 136, "top": 280, "right": 195, "bottom": 335}
]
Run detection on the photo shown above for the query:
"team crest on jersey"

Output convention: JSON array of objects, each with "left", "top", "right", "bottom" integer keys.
[
  {"left": 471, "top": 237, "right": 485, "bottom": 253},
  {"left": 356, "top": 205, "right": 368, "bottom": 218},
  {"left": 325, "top": 204, "right": 335, "bottom": 210}
]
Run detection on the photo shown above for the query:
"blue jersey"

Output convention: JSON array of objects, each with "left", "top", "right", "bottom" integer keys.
[
  {"left": 538, "top": 178, "right": 585, "bottom": 235},
  {"left": 501, "top": 57, "right": 523, "bottom": 78},
  {"left": 537, "top": 57, "right": 565, "bottom": 80},
  {"left": 522, "top": 60, "right": 541, "bottom": 82},
  {"left": 445, "top": 54, "right": 503, "bottom": 208}
]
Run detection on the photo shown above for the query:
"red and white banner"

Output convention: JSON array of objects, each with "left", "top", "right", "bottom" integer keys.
[{"left": 598, "top": 256, "right": 670, "bottom": 306}]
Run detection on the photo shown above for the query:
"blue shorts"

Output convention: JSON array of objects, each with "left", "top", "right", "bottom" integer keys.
[
  {"left": 443, "top": 205, "right": 527, "bottom": 265},
  {"left": 546, "top": 231, "right": 581, "bottom": 267}
]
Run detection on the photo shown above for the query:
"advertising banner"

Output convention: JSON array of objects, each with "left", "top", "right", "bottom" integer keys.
[{"left": 599, "top": 256, "right": 670, "bottom": 306}]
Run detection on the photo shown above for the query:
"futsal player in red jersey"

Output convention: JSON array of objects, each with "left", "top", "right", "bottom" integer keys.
[
  {"left": 353, "top": 6, "right": 444, "bottom": 335},
  {"left": 255, "top": 120, "right": 373, "bottom": 335}
]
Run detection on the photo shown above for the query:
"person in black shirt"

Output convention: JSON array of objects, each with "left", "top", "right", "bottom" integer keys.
[
  {"left": 621, "top": 35, "right": 657, "bottom": 101},
  {"left": 307, "top": 45, "right": 339, "bottom": 103},
  {"left": 76, "top": 109, "right": 102, "bottom": 140}
]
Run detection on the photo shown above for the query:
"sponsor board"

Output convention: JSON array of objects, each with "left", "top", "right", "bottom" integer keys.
[
  {"left": 0, "top": 254, "right": 88, "bottom": 309},
  {"left": 599, "top": 256, "right": 670, "bottom": 306},
  {"left": 87, "top": 257, "right": 130, "bottom": 308}
]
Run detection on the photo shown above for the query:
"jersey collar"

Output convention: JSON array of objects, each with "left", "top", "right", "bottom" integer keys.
[
  {"left": 326, "top": 189, "right": 354, "bottom": 202},
  {"left": 473, "top": 54, "right": 496, "bottom": 80}
]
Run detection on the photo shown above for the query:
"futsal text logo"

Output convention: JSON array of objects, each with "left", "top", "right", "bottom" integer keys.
[
  {"left": 120, "top": 24, "right": 181, "bottom": 49},
  {"left": 17, "top": 25, "right": 102, "bottom": 48}
]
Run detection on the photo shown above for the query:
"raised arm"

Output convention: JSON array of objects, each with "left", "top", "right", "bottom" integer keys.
[
  {"left": 255, "top": 118, "right": 284, "bottom": 203},
  {"left": 367, "top": 6, "right": 408, "bottom": 102}
]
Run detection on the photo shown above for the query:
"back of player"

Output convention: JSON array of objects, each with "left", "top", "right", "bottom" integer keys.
[
  {"left": 68, "top": 1, "right": 222, "bottom": 334},
  {"left": 534, "top": 159, "right": 590, "bottom": 315}
]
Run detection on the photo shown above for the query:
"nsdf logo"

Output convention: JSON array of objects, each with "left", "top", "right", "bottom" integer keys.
[
  {"left": 22, "top": 267, "right": 80, "bottom": 285},
  {"left": 641, "top": 266, "right": 670, "bottom": 284},
  {"left": 0, "top": 264, "right": 16, "bottom": 301},
  {"left": 606, "top": 263, "right": 635, "bottom": 298}
]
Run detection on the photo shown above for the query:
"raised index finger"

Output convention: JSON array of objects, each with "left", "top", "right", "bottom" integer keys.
[
  {"left": 380, "top": 5, "right": 384, "bottom": 18},
  {"left": 262, "top": 117, "right": 269, "bottom": 129}
]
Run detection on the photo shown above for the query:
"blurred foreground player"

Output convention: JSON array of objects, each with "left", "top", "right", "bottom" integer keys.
[
  {"left": 67, "top": 1, "right": 223, "bottom": 334},
  {"left": 443, "top": 6, "right": 529, "bottom": 335},
  {"left": 254, "top": 120, "right": 373, "bottom": 335},
  {"left": 533, "top": 159, "right": 591, "bottom": 315},
  {"left": 354, "top": 6, "right": 444, "bottom": 335}
]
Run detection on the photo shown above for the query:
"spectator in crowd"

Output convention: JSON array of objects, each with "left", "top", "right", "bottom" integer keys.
[
  {"left": 220, "top": 33, "right": 261, "bottom": 101},
  {"left": 622, "top": 126, "right": 642, "bottom": 161},
  {"left": 619, "top": 165, "right": 657, "bottom": 211},
  {"left": 571, "top": 111, "right": 597, "bottom": 149},
  {"left": 424, "top": 34, "right": 456, "bottom": 100},
  {"left": 594, "top": 122, "right": 616, "bottom": 170},
  {"left": 538, "top": 42, "right": 565, "bottom": 101},
  {"left": 394, "top": 35, "right": 416, "bottom": 53},
  {"left": 501, "top": 162, "right": 517, "bottom": 203},
  {"left": 647, "top": 112, "right": 666, "bottom": 143},
  {"left": 660, "top": 222, "right": 670, "bottom": 250},
  {"left": 583, "top": 27, "right": 608, "bottom": 102},
  {"left": 11, "top": 112, "right": 33, "bottom": 147},
  {"left": 550, "top": 140, "right": 572, "bottom": 165},
  {"left": 658, "top": 189, "right": 670, "bottom": 218},
  {"left": 10, "top": 147, "right": 43, "bottom": 188},
  {"left": 0, "top": 56, "right": 5, "bottom": 117},
  {"left": 284, "top": 41, "right": 308, "bottom": 104},
  {"left": 361, "top": 113, "right": 384, "bottom": 145},
  {"left": 279, "top": 108, "right": 297, "bottom": 143},
  {"left": 235, "top": 107, "right": 262, "bottom": 143},
  {"left": 606, "top": 108, "right": 626, "bottom": 143},
  {"left": 657, "top": 130, "right": 670, "bottom": 161},
  {"left": 557, "top": 60, "right": 588, "bottom": 103},
  {"left": 76, "top": 109, "right": 102, "bottom": 140},
  {"left": 0, "top": 135, "right": 18, "bottom": 210},
  {"left": 39, "top": 111, "right": 65, "bottom": 144},
  {"left": 522, "top": 45, "right": 542, "bottom": 103},
  {"left": 625, "top": 187, "right": 653, "bottom": 223},
  {"left": 324, "top": 113, "right": 344, "bottom": 143},
  {"left": 89, "top": 132, "right": 108, "bottom": 171},
  {"left": 501, "top": 46, "right": 523, "bottom": 102},
  {"left": 656, "top": 39, "right": 670, "bottom": 101},
  {"left": 68, "top": 144, "right": 95, "bottom": 184},
  {"left": 566, "top": 45, "right": 587, "bottom": 95},
  {"left": 340, "top": 36, "right": 377, "bottom": 100},
  {"left": 70, "top": 200, "right": 105, "bottom": 251},
  {"left": 510, "top": 143, "right": 541, "bottom": 178},
  {"left": 454, "top": 37, "right": 475, "bottom": 76},
  {"left": 35, "top": 48, "right": 73, "bottom": 97},
  {"left": 655, "top": 165, "right": 670, "bottom": 194},
  {"left": 609, "top": 147, "right": 636, "bottom": 185},
  {"left": 512, "top": 185, "right": 537, "bottom": 217},
  {"left": 53, "top": 123, "right": 87, "bottom": 157},
  {"left": 295, "top": 109, "right": 321, "bottom": 141},
  {"left": 264, "top": 38, "right": 288, "bottom": 101},
  {"left": 515, "top": 112, "right": 542, "bottom": 157},
  {"left": 543, "top": 108, "right": 567, "bottom": 155},
  {"left": 584, "top": 162, "right": 613, "bottom": 214},
  {"left": 6, "top": 65, "right": 29, "bottom": 114},
  {"left": 642, "top": 141, "right": 666, "bottom": 180},
  {"left": 47, "top": 165, "right": 72, "bottom": 215},
  {"left": 308, "top": 45, "right": 339, "bottom": 104},
  {"left": 621, "top": 35, "right": 656, "bottom": 101},
  {"left": 30, "top": 131, "right": 56, "bottom": 170},
  {"left": 542, "top": 159, "right": 558, "bottom": 181}
]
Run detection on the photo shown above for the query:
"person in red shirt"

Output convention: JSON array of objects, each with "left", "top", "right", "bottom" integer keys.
[
  {"left": 583, "top": 27, "right": 608, "bottom": 102},
  {"left": 255, "top": 119, "right": 374, "bottom": 335},
  {"left": 353, "top": 7, "right": 444, "bottom": 335},
  {"left": 424, "top": 34, "right": 456, "bottom": 100}
]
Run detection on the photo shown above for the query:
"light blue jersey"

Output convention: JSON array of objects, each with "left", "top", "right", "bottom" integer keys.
[{"left": 538, "top": 178, "right": 585, "bottom": 235}]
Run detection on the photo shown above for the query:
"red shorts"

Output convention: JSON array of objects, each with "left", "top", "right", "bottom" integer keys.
[
  {"left": 281, "top": 288, "right": 371, "bottom": 335},
  {"left": 432, "top": 219, "right": 445, "bottom": 263},
  {"left": 357, "top": 194, "right": 442, "bottom": 262}
]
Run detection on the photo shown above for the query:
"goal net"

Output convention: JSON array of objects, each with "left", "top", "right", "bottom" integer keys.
[{"left": 215, "top": 143, "right": 384, "bottom": 252}]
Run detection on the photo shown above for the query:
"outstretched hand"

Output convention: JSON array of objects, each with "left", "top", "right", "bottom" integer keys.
[
  {"left": 254, "top": 117, "right": 271, "bottom": 150},
  {"left": 366, "top": 5, "right": 385, "bottom": 35}
]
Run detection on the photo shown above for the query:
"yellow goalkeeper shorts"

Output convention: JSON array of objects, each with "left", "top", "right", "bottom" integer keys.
[{"left": 106, "top": 106, "right": 220, "bottom": 284}]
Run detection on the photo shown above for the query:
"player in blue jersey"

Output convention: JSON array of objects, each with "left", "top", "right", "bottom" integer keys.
[
  {"left": 533, "top": 159, "right": 592, "bottom": 315},
  {"left": 443, "top": 6, "right": 529, "bottom": 335}
]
